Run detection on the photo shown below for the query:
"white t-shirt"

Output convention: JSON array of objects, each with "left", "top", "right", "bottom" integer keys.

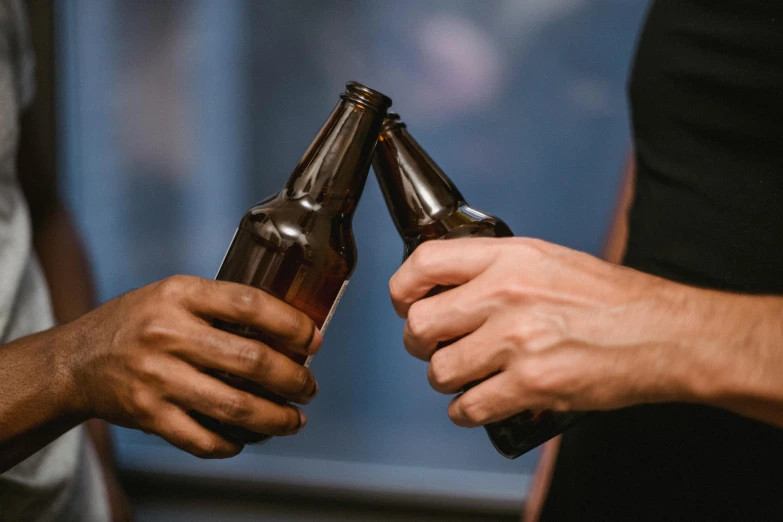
[{"left": 0, "top": 1, "right": 109, "bottom": 519}]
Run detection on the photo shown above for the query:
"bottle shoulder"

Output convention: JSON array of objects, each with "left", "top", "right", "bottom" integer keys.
[
  {"left": 238, "top": 194, "right": 356, "bottom": 264},
  {"left": 408, "top": 204, "right": 512, "bottom": 240},
  {"left": 403, "top": 204, "right": 513, "bottom": 256}
]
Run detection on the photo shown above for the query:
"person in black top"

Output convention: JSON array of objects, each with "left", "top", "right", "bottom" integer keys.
[{"left": 387, "top": 1, "right": 783, "bottom": 520}]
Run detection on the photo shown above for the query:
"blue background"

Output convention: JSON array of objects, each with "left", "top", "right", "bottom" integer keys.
[{"left": 58, "top": 0, "right": 649, "bottom": 509}]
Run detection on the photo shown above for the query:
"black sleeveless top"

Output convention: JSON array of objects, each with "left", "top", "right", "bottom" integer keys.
[{"left": 541, "top": 1, "right": 783, "bottom": 520}]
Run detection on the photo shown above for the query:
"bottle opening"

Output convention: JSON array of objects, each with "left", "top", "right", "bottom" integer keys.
[
  {"left": 342, "top": 81, "right": 392, "bottom": 112},
  {"left": 381, "top": 112, "right": 407, "bottom": 132}
]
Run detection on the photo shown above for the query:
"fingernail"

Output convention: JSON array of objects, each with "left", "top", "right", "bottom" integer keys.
[
  {"left": 298, "top": 410, "right": 307, "bottom": 429},
  {"left": 308, "top": 328, "right": 323, "bottom": 354},
  {"left": 309, "top": 380, "right": 319, "bottom": 399}
]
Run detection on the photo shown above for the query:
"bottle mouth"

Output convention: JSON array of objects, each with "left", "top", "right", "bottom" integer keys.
[
  {"left": 342, "top": 81, "right": 392, "bottom": 112},
  {"left": 381, "top": 112, "right": 407, "bottom": 132}
]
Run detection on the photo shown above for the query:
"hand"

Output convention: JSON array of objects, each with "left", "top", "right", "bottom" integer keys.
[
  {"left": 60, "top": 275, "right": 321, "bottom": 458},
  {"left": 389, "top": 237, "right": 715, "bottom": 428}
]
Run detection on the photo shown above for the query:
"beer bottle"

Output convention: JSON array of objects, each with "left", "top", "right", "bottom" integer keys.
[
  {"left": 197, "top": 82, "right": 392, "bottom": 444},
  {"left": 372, "top": 113, "right": 585, "bottom": 458}
]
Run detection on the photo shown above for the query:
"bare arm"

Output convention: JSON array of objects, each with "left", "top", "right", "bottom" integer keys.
[
  {"left": 0, "top": 330, "right": 88, "bottom": 472},
  {"left": 523, "top": 152, "right": 635, "bottom": 521}
]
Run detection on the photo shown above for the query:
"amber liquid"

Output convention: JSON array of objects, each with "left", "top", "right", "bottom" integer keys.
[
  {"left": 194, "top": 81, "right": 388, "bottom": 444},
  {"left": 195, "top": 193, "right": 356, "bottom": 444}
]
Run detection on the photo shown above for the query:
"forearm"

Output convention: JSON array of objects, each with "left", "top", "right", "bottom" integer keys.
[
  {"left": 673, "top": 287, "right": 783, "bottom": 428},
  {"left": 0, "top": 326, "right": 86, "bottom": 472}
]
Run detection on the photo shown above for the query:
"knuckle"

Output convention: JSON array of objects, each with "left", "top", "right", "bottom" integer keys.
[
  {"left": 491, "top": 280, "right": 526, "bottom": 304},
  {"left": 451, "top": 296, "right": 475, "bottom": 322},
  {"left": 515, "top": 358, "right": 537, "bottom": 385},
  {"left": 219, "top": 392, "right": 251, "bottom": 421},
  {"left": 516, "top": 357, "right": 550, "bottom": 394},
  {"left": 192, "top": 437, "right": 220, "bottom": 459},
  {"left": 133, "top": 353, "right": 162, "bottom": 382},
  {"left": 275, "top": 407, "right": 299, "bottom": 433},
  {"left": 127, "top": 387, "right": 152, "bottom": 419},
  {"left": 295, "top": 367, "right": 313, "bottom": 396},
  {"left": 456, "top": 395, "right": 486, "bottom": 426},
  {"left": 514, "top": 236, "right": 545, "bottom": 253},
  {"left": 410, "top": 242, "right": 439, "bottom": 275},
  {"left": 388, "top": 276, "right": 403, "bottom": 306},
  {"left": 504, "top": 322, "right": 530, "bottom": 348},
  {"left": 139, "top": 317, "right": 175, "bottom": 345},
  {"left": 405, "top": 302, "right": 429, "bottom": 341},
  {"left": 235, "top": 343, "right": 268, "bottom": 375},
  {"left": 284, "top": 311, "right": 311, "bottom": 344},
  {"left": 402, "top": 334, "right": 418, "bottom": 359},
  {"left": 495, "top": 340, "right": 517, "bottom": 366},
  {"left": 158, "top": 275, "right": 189, "bottom": 301},
  {"left": 551, "top": 398, "right": 572, "bottom": 412},
  {"left": 230, "top": 287, "right": 261, "bottom": 317},
  {"left": 513, "top": 236, "right": 536, "bottom": 249},
  {"left": 287, "top": 409, "right": 301, "bottom": 432},
  {"left": 428, "top": 351, "right": 454, "bottom": 391}
]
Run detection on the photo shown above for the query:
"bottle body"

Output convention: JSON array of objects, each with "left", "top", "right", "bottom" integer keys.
[
  {"left": 217, "top": 197, "right": 353, "bottom": 353},
  {"left": 197, "top": 82, "right": 390, "bottom": 444},
  {"left": 197, "top": 195, "right": 355, "bottom": 444},
  {"left": 373, "top": 114, "right": 586, "bottom": 458}
]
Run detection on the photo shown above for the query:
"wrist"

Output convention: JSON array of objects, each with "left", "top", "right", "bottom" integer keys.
[
  {"left": 52, "top": 321, "right": 93, "bottom": 420},
  {"left": 669, "top": 287, "right": 782, "bottom": 406}
]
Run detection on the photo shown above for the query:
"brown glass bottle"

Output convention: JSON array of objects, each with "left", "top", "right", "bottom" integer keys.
[
  {"left": 196, "top": 82, "right": 392, "bottom": 445},
  {"left": 372, "top": 113, "right": 586, "bottom": 458}
]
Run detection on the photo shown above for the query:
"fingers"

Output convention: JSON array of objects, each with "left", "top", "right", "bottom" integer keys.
[
  {"left": 151, "top": 403, "right": 243, "bottom": 459},
  {"left": 165, "top": 362, "right": 305, "bottom": 437},
  {"left": 177, "top": 324, "right": 318, "bottom": 404},
  {"left": 444, "top": 344, "right": 646, "bottom": 428},
  {"left": 162, "top": 276, "right": 321, "bottom": 356},
  {"left": 390, "top": 239, "right": 503, "bottom": 318},
  {"left": 403, "top": 276, "right": 497, "bottom": 361},
  {"left": 447, "top": 371, "right": 526, "bottom": 428},
  {"left": 426, "top": 325, "right": 507, "bottom": 394}
]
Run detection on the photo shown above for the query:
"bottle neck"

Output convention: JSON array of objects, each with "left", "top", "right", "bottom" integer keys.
[
  {"left": 284, "top": 85, "right": 390, "bottom": 216},
  {"left": 372, "top": 120, "right": 465, "bottom": 237}
]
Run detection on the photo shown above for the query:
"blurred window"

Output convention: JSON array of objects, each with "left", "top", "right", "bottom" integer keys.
[{"left": 58, "top": 0, "right": 647, "bottom": 509}]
